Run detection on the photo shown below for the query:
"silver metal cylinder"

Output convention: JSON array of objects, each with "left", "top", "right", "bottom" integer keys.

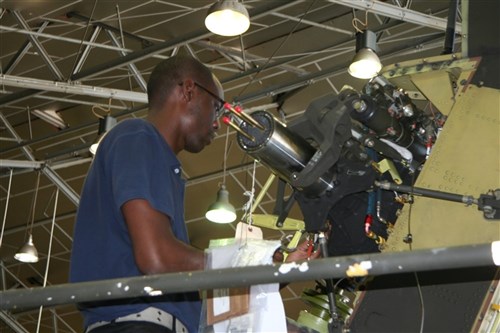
[{"left": 236, "top": 111, "right": 333, "bottom": 196}]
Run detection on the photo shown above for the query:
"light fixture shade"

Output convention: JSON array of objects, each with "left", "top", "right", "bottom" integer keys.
[
  {"left": 14, "top": 234, "right": 39, "bottom": 263},
  {"left": 205, "top": 185, "right": 237, "bottom": 223},
  {"left": 205, "top": 0, "right": 250, "bottom": 36},
  {"left": 89, "top": 135, "right": 105, "bottom": 155},
  {"left": 348, "top": 30, "right": 382, "bottom": 79},
  {"left": 89, "top": 115, "right": 117, "bottom": 155},
  {"left": 31, "top": 109, "right": 67, "bottom": 129},
  {"left": 348, "top": 48, "right": 382, "bottom": 79}
]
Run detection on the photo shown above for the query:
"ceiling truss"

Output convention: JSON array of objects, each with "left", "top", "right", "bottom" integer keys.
[{"left": 0, "top": 0, "right": 465, "bottom": 331}]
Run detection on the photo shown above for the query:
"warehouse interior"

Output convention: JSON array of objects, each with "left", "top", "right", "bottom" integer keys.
[{"left": 0, "top": 0, "right": 499, "bottom": 332}]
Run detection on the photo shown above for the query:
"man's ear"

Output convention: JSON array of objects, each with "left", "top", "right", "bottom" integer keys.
[{"left": 180, "top": 79, "right": 195, "bottom": 102}]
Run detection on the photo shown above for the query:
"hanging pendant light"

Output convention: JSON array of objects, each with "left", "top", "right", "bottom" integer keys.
[
  {"left": 14, "top": 234, "right": 39, "bottom": 263},
  {"left": 205, "top": 184, "right": 237, "bottom": 223},
  {"left": 89, "top": 115, "right": 117, "bottom": 155},
  {"left": 205, "top": 127, "right": 237, "bottom": 224},
  {"left": 205, "top": 0, "right": 250, "bottom": 36},
  {"left": 14, "top": 171, "right": 41, "bottom": 263},
  {"left": 348, "top": 30, "right": 382, "bottom": 79}
]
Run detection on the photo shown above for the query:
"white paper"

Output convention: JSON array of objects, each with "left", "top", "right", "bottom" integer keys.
[{"left": 210, "top": 239, "right": 287, "bottom": 332}]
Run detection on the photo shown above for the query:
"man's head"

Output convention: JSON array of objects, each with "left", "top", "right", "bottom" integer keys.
[{"left": 147, "top": 55, "right": 224, "bottom": 153}]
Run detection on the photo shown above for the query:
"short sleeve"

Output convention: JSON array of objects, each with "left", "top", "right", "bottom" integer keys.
[{"left": 104, "top": 129, "right": 175, "bottom": 218}]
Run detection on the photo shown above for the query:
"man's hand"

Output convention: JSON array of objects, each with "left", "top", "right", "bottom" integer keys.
[
  {"left": 285, "top": 238, "right": 321, "bottom": 262},
  {"left": 273, "top": 238, "right": 322, "bottom": 263}
]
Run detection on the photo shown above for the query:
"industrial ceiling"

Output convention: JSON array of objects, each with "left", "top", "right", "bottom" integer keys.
[{"left": 0, "top": 0, "right": 475, "bottom": 332}]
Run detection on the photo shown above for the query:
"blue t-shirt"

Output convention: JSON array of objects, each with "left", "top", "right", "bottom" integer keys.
[{"left": 70, "top": 118, "right": 201, "bottom": 332}]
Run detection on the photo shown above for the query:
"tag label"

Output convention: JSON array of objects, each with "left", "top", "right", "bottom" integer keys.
[{"left": 235, "top": 222, "right": 263, "bottom": 240}]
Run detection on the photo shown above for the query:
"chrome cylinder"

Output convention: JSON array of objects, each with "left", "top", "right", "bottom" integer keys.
[{"left": 236, "top": 111, "right": 333, "bottom": 196}]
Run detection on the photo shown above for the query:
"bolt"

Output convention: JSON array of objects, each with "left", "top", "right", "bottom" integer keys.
[
  {"left": 365, "top": 139, "right": 374, "bottom": 147},
  {"left": 403, "top": 233, "right": 413, "bottom": 244}
]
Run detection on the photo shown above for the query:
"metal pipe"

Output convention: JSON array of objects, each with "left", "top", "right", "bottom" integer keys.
[
  {"left": 0, "top": 311, "right": 30, "bottom": 333},
  {"left": 66, "top": 11, "right": 154, "bottom": 48},
  {"left": 327, "top": 0, "right": 462, "bottom": 33},
  {"left": 0, "top": 74, "right": 148, "bottom": 103},
  {"left": 0, "top": 159, "right": 43, "bottom": 169},
  {"left": 105, "top": 30, "right": 148, "bottom": 92},
  {"left": 0, "top": 104, "right": 148, "bottom": 154},
  {"left": 0, "top": 242, "right": 497, "bottom": 311},
  {"left": 11, "top": 11, "right": 65, "bottom": 81},
  {"left": 271, "top": 12, "right": 353, "bottom": 36},
  {"left": 443, "top": 0, "right": 459, "bottom": 54},
  {"left": 4, "top": 21, "right": 50, "bottom": 75},
  {"left": 375, "top": 180, "right": 477, "bottom": 205},
  {"left": 195, "top": 40, "right": 308, "bottom": 76},
  {"left": 70, "top": 0, "right": 306, "bottom": 81},
  {"left": 221, "top": 18, "right": 405, "bottom": 85},
  {"left": 71, "top": 26, "right": 102, "bottom": 75},
  {"left": 41, "top": 166, "right": 80, "bottom": 206},
  {"left": 0, "top": 23, "right": 131, "bottom": 54},
  {"left": 235, "top": 33, "right": 445, "bottom": 104},
  {"left": 0, "top": 113, "right": 81, "bottom": 206},
  {"left": 0, "top": 0, "right": 304, "bottom": 108}
]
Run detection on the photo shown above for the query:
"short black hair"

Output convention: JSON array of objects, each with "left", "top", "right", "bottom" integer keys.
[{"left": 147, "top": 55, "right": 214, "bottom": 111}]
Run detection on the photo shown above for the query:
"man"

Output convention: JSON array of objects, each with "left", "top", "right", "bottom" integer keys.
[{"left": 70, "top": 55, "right": 317, "bottom": 333}]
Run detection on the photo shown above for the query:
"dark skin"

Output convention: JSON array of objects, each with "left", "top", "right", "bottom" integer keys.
[{"left": 122, "top": 76, "right": 319, "bottom": 276}]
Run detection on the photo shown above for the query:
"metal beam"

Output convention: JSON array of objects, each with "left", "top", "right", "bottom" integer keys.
[
  {"left": 271, "top": 12, "right": 353, "bottom": 36},
  {"left": 234, "top": 32, "right": 445, "bottom": 104},
  {"left": 0, "top": 24, "right": 131, "bottom": 54},
  {"left": 70, "top": 0, "right": 306, "bottom": 81},
  {"left": 0, "top": 0, "right": 305, "bottom": 108},
  {"left": 327, "top": 0, "right": 462, "bottom": 33},
  {"left": 11, "top": 11, "right": 65, "bottom": 81},
  {"left": 0, "top": 242, "right": 497, "bottom": 311},
  {"left": 66, "top": 11, "right": 155, "bottom": 48},
  {"left": 195, "top": 40, "right": 309, "bottom": 76},
  {"left": 71, "top": 25, "right": 102, "bottom": 75},
  {"left": 105, "top": 30, "right": 148, "bottom": 92},
  {"left": 4, "top": 21, "right": 50, "bottom": 75},
  {"left": 221, "top": 18, "right": 406, "bottom": 85},
  {"left": 0, "top": 311, "right": 30, "bottom": 333},
  {"left": 0, "top": 104, "right": 147, "bottom": 155},
  {"left": 0, "top": 159, "right": 43, "bottom": 169},
  {"left": 0, "top": 113, "right": 80, "bottom": 206},
  {"left": 0, "top": 74, "right": 147, "bottom": 103},
  {"left": 41, "top": 166, "right": 80, "bottom": 206}
]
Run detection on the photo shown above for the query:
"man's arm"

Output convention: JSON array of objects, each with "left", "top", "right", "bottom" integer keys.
[{"left": 122, "top": 198, "right": 205, "bottom": 275}]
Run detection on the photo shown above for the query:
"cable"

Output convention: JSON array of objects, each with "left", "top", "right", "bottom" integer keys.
[
  {"left": 0, "top": 169, "right": 13, "bottom": 248},
  {"left": 405, "top": 167, "right": 425, "bottom": 333},
  {"left": 352, "top": 10, "right": 369, "bottom": 33},
  {"left": 236, "top": 0, "right": 318, "bottom": 98},
  {"left": 36, "top": 188, "right": 59, "bottom": 333}
]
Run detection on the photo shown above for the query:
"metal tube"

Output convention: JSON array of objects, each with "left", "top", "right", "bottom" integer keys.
[
  {"left": 4, "top": 21, "right": 50, "bottom": 75},
  {"left": 0, "top": 74, "right": 148, "bottom": 103},
  {"left": 66, "top": 11, "right": 154, "bottom": 48},
  {"left": 443, "top": 0, "right": 459, "bottom": 54},
  {"left": 71, "top": 26, "right": 102, "bottom": 75},
  {"left": 106, "top": 30, "right": 148, "bottom": 92},
  {"left": 0, "top": 242, "right": 496, "bottom": 311},
  {"left": 11, "top": 11, "right": 65, "bottom": 81},
  {"left": 375, "top": 180, "right": 477, "bottom": 205},
  {"left": 70, "top": 0, "right": 306, "bottom": 81},
  {"left": 41, "top": 166, "right": 80, "bottom": 207},
  {"left": 327, "top": 0, "right": 462, "bottom": 33},
  {"left": 0, "top": 311, "right": 30, "bottom": 333},
  {"left": 234, "top": 33, "right": 445, "bottom": 104}
]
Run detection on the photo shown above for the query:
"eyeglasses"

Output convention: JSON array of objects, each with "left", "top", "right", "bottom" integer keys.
[{"left": 193, "top": 82, "right": 226, "bottom": 119}]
